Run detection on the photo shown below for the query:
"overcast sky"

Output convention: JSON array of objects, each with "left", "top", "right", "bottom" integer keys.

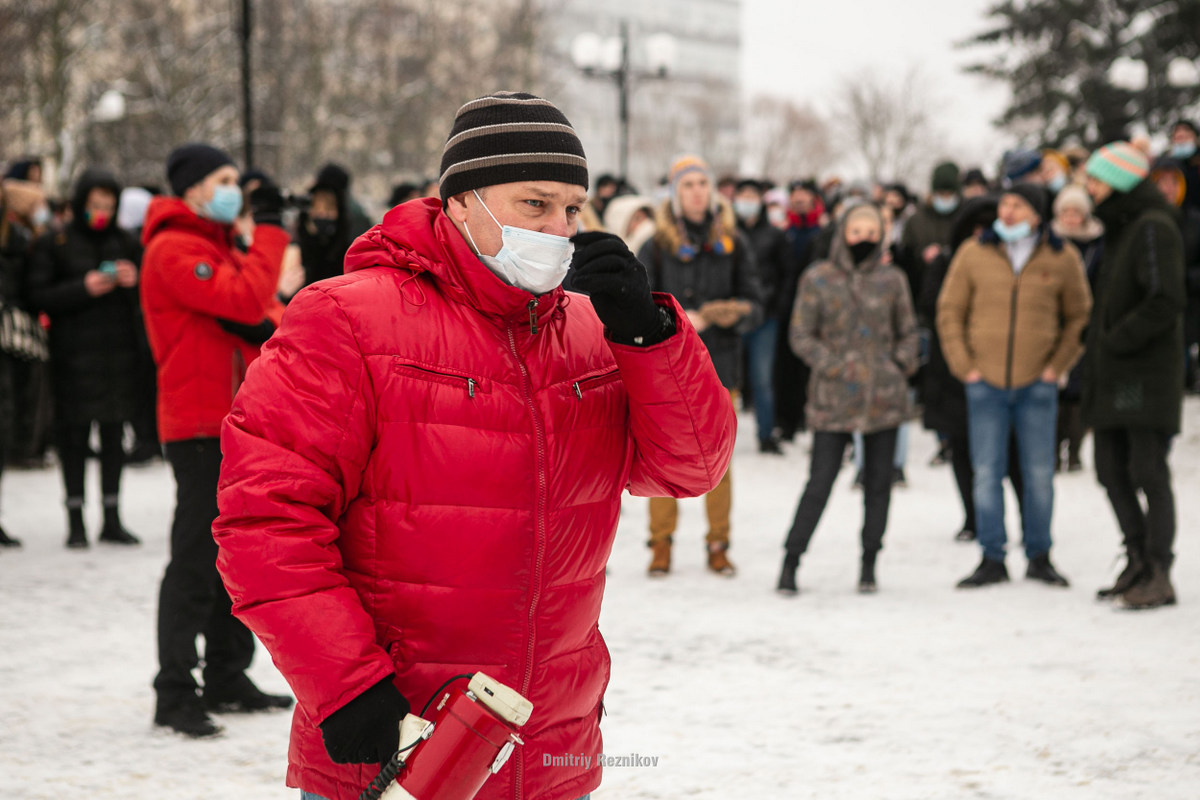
[{"left": 741, "top": 0, "right": 1012, "bottom": 175}]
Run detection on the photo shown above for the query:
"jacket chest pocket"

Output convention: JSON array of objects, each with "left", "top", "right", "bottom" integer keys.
[
  {"left": 392, "top": 359, "right": 489, "bottom": 398},
  {"left": 571, "top": 368, "right": 621, "bottom": 399}
]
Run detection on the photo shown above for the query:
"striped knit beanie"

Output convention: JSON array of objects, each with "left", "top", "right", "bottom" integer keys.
[
  {"left": 439, "top": 92, "right": 588, "bottom": 204},
  {"left": 1085, "top": 142, "right": 1150, "bottom": 193}
]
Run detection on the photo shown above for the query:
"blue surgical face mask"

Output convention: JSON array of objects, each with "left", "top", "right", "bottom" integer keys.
[
  {"left": 201, "top": 184, "right": 243, "bottom": 224},
  {"left": 1047, "top": 173, "right": 1068, "bottom": 193},
  {"left": 931, "top": 194, "right": 960, "bottom": 215},
  {"left": 31, "top": 204, "right": 52, "bottom": 228},
  {"left": 993, "top": 218, "right": 1033, "bottom": 243},
  {"left": 463, "top": 190, "right": 574, "bottom": 295},
  {"left": 1170, "top": 141, "right": 1196, "bottom": 160}
]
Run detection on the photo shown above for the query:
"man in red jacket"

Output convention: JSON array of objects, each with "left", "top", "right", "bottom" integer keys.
[
  {"left": 140, "top": 144, "right": 293, "bottom": 738},
  {"left": 214, "top": 92, "right": 736, "bottom": 800}
]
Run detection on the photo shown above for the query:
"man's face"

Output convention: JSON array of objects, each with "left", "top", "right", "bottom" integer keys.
[
  {"left": 186, "top": 165, "right": 240, "bottom": 210},
  {"left": 789, "top": 188, "right": 814, "bottom": 215},
  {"left": 1171, "top": 125, "right": 1197, "bottom": 146},
  {"left": 1085, "top": 176, "right": 1113, "bottom": 206},
  {"left": 85, "top": 188, "right": 116, "bottom": 223},
  {"left": 997, "top": 194, "right": 1039, "bottom": 228},
  {"left": 311, "top": 189, "right": 338, "bottom": 221},
  {"left": 446, "top": 181, "right": 587, "bottom": 257},
  {"left": 1155, "top": 171, "right": 1183, "bottom": 205},
  {"left": 676, "top": 172, "right": 712, "bottom": 222}
]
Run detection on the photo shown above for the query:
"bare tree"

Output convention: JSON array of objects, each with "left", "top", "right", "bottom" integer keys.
[
  {"left": 831, "top": 66, "right": 946, "bottom": 186},
  {"left": 741, "top": 94, "right": 835, "bottom": 183}
]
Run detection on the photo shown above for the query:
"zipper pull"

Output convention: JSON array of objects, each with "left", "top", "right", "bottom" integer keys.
[
  {"left": 467, "top": 378, "right": 476, "bottom": 398},
  {"left": 573, "top": 381, "right": 582, "bottom": 400},
  {"left": 527, "top": 299, "right": 538, "bottom": 335}
]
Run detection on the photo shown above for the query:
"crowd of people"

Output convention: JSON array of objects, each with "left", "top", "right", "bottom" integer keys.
[{"left": 0, "top": 94, "right": 1197, "bottom": 800}]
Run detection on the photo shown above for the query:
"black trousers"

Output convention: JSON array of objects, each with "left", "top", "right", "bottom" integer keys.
[
  {"left": 58, "top": 421, "right": 124, "bottom": 502},
  {"left": 153, "top": 438, "right": 254, "bottom": 708},
  {"left": 1093, "top": 428, "right": 1176, "bottom": 568},
  {"left": 785, "top": 428, "right": 898, "bottom": 558}
]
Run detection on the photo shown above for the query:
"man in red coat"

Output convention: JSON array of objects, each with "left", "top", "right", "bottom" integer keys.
[
  {"left": 214, "top": 92, "right": 736, "bottom": 800},
  {"left": 140, "top": 144, "right": 293, "bottom": 738}
]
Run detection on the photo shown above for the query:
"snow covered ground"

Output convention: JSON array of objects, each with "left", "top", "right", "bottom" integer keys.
[{"left": 3, "top": 401, "right": 1199, "bottom": 799}]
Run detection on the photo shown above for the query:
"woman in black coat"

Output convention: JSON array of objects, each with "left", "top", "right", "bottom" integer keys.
[{"left": 28, "top": 168, "right": 142, "bottom": 548}]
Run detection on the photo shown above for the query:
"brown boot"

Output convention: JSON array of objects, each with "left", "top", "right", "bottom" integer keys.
[
  {"left": 1121, "top": 562, "right": 1176, "bottom": 610},
  {"left": 647, "top": 539, "right": 671, "bottom": 576},
  {"left": 707, "top": 543, "right": 736, "bottom": 577}
]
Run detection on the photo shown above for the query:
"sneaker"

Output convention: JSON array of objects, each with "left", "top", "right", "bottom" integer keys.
[
  {"left": 98, "top": 525, "right": 141, "bottom": 545},
  {"left": 204, "top": 677, "right": 294, "bottom": 713},
  {"left": 1025, "top": 553, "right": 1070, "bottom": 587},
  {"left": 707, "top": 543, "right": 736, "bottom": 577},
  {"left": 647, "top": 540, "right": 671, "bottom": 576},
  {"left": 956, "top": 557, "right": 1009, "bottom": 589},
  {"left": 155, "top": 699, "right": 223, "bottom": 738}
]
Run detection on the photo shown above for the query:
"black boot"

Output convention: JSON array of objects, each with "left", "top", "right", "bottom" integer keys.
[
  {"left": 203, "top": 675, "right": 294, "bottom": 714},
  {"left": 858, "top": 554, "right": 877, "bottom": 594},
  {"left": 776, "top": 553, "right": 800, "bottom": 596},
  {"left": 98, "top": 499, "right": 141, "bottom": 545},
  {"left": 66, "top": 503, "right": 87, "bottom": 549},
  {"left": 0, "top": 524, "right": 21, "bottom": 548},
  {"left": 1097, "top": 551, "right": 1145, "bottom": 600},
  {"left": 956, "top": 557, "right": 1009, "bottom": 588},
  {"left": 1026, "top": 553, "right": 1070, "bottom": 587},
  {"left": 155, "top": 694, "right": 223, "bottom": 738}
]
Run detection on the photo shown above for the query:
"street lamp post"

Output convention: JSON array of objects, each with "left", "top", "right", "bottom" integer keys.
[
  {"left": 241, "top": 0, "right": 254, "bottom": 169},
  {"left": 571, "top": 22, "right": 675, "bottom": 181}
]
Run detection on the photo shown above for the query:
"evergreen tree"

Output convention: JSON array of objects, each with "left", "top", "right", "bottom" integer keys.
[{"left": 966, "top": 0, "right": 1200, "bottom": 146}]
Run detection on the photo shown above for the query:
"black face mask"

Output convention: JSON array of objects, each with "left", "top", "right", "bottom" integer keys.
[
  {"left": 311, "top": 218, "right": 337, "bottom": 242},
  {"left": 848, "top": 240, "right": 877, "bottom": 264}
]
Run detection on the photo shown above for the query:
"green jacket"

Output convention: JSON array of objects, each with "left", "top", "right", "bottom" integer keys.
[{"left": 1082, "top": 180, "right": 1186, "bottom": 433}]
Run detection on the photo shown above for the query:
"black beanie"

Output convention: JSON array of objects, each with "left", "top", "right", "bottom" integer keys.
[
  {"left": 166, "top": 143, "right": 235, "bottom": 197},
  {"left": 1004, "top": 182, "right": 1049, "bottom": 220},
  {"left": 931, "top": 162, "right": 961, "bottom": 193},
  {"left": 439, "top": 92, "right": 588, "bottom": 204}
]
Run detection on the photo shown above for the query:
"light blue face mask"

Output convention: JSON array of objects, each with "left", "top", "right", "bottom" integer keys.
[
  {"left": 931, "top": 194, "right": 960, "bottom": 215},
  {"left": 993, "top": 218, "right": 1033, "bottom": 243},
  {"left": 1047, "top": 174, "right": 1068, "bottom": 193},
  {"left": 733, "top": 199, "right": 762, "bottom": 220},
  {"left": 1170, "top": 142, "right": 1197, "bottom": 160},
  {"left": 201, "top": 184, "right": 243, "bottom": 224}
]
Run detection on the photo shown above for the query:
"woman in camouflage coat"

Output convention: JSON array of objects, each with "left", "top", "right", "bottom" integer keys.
[{"left": 777, "top": 203, "right": 920, "bottom": 595}]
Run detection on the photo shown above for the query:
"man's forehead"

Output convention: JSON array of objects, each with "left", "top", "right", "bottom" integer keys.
[{"left": 491, "top": 181, "right": 588, "bottom": 203}]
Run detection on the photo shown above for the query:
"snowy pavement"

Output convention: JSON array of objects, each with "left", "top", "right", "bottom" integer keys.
[{"left": 2, "top": 400, "right": 1199, "bottom": 799}]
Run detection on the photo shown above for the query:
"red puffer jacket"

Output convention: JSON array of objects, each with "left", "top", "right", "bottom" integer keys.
[
  {"left": 214, "top": 198, "right": 735, "bottom": 800},
  {"left": 140, "top": 197, "right": 287, "bottom": 442}
]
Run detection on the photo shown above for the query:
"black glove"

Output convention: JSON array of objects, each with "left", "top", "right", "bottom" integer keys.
[
  {"left": 570, "top": 231, "right": 671, "bottom": 346},
  {"left": 319, "top": 678, "right": 411, "bottom": 770},
  {"left": 218, "top": 317, "right": 276, "bottom": 345},
  {"left": 248, "top": 183, "right": 285, "bottom": 227}
]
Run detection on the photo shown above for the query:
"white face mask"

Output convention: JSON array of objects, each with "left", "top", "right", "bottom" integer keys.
[{"left": 463, "top": 190, "right": 573, "bottom": 295}]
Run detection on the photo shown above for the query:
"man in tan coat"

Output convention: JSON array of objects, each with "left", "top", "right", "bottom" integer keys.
[{"left": 937, "top": 183, "right": 1092, "bottom": 589}]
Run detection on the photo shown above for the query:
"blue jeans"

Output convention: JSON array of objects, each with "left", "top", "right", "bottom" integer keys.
[
  {"left": 742, "top": 317, "right": 779, "bottom": 443},
  {"left": 965, "top": 380, "right": 1057, "bottom": 562}
]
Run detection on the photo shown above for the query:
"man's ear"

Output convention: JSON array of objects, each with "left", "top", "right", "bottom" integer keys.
[{"left": 445, "top": 192, "right": 470, "bottom": 224}]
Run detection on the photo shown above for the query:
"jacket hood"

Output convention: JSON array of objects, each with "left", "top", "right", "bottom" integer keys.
[
  {"left": 141, "top": 196, "right": 233, "bottom": 248},
  {"left": 342, "top": 197, "right": 565, "bottom": 322},
  {"left": 70, "top": 168, "right": 122, "bottom": 234}
]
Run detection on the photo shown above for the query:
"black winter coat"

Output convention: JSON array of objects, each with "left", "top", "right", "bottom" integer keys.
[
  {"left": 738, "top": 215, "right": 797, "bottom": 320},
  {"left": 27, "top": 171, "right": 141, "bottom": 425},
  {"left": 1082, "top": 180, "right": 1186, "bottom": 433},
  {"left": 640, "top": 206, "right": 764, "bottom": 389}
]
